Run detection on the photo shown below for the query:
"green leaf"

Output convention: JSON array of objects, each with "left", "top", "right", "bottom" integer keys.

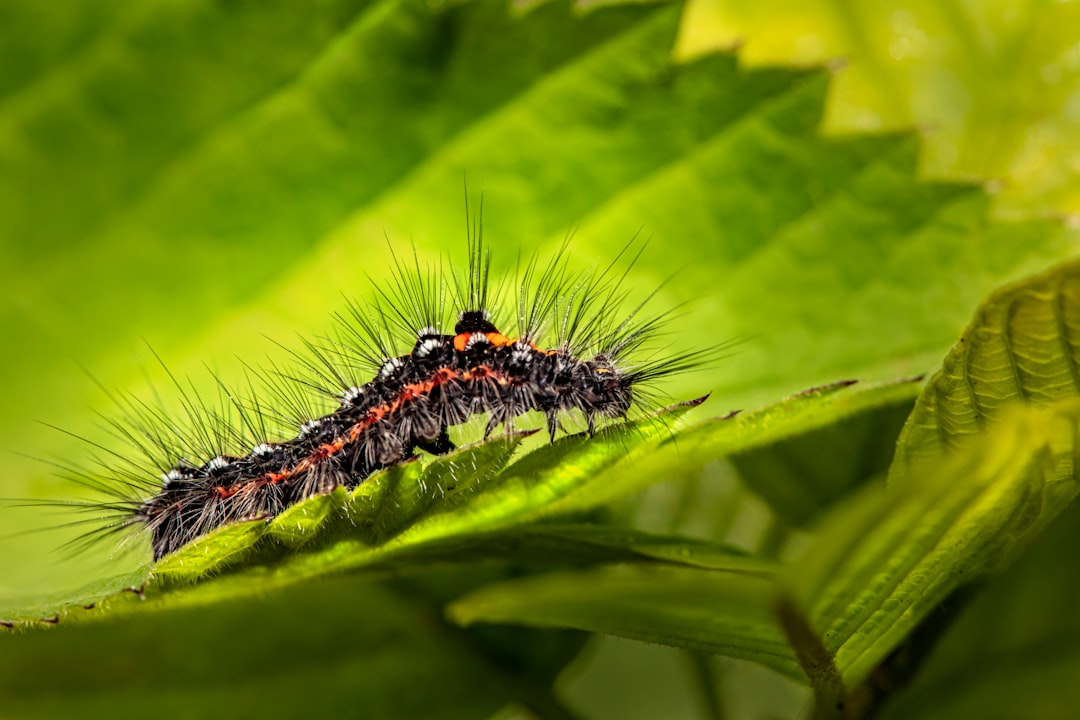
[
  {"left": 878, "top": 499, "right": 1080, "bottom": 720},
  {"left": 449, "top": 564, "right": 801, "bottom": 680},
  {"left": 592, "top": 379, "right": 922, "bottom": 523},
  {"left": 0, "top": 372, "right": 923, "bottom": 719},
  {"left": 2, "top": 380, "right": 911, "bottom": 624},
  {"left": 729, "top": 381, "right": 916, "bottom": 526},
  {"left": 679, "top": 0, "right": 1080, "bottom": 217},
  {"left": 406, "top": 381, "right": 914, "bottom": 672},
  {"left": 358, "top": 523, "right": 776, "bottom": 573},
  {"left": 0, "top": 574, "right": 550, "bottom": 720},
  {"left": 787, "top": 398, "right": 1080, "bottom": 688},
  {"left": 436, "top": 362, "right": 1079, "bottom": 704},
  {"left": 267, "top": 485, "right": 349, "bottom": 548},
  {"left": 0, "top": 400, "right": 696, "bottom": 618},
  {"left": 894, "top": 258, "right": 1080, "bottom": 478}
]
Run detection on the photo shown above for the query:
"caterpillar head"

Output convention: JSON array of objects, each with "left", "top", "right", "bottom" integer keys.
[{"left": 584, "top": 355, "right": 634, "bottom": 419}]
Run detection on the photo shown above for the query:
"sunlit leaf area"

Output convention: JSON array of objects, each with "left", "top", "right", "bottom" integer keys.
[{"left": 1, "top": 1, "right": 1078, "bottom": 718}]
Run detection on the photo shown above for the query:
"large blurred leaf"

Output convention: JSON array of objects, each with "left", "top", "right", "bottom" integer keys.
[
  {"left": 878, "top": 498, "right": 1080, "bottom": 720},
  {"left": 786, "top": 259, "right": 1080, "bottom": 690},
  {"left": 679, "top": 0, "right": 1080, "bottom": 217},
  {"left": 450, "top": 564, "right": 801, "bottom": 679},
  {"left": 0, "top": 571, "right": 574, "bottom": 719},
  {"left": 786, "top": 399, "right": 1080, "bottom": 688}
]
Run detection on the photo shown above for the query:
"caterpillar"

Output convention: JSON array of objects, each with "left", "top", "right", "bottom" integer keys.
[{"left": 51, "top": 221, "right": 706, "bottom": 562}]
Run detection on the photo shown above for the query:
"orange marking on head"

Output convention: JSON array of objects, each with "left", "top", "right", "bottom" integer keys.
[
  {"left": 486, "top": 332, "right": 513, "bottom": 347},
  {"left": 454, "top": 333, "right": 469, "bottom": 351}
]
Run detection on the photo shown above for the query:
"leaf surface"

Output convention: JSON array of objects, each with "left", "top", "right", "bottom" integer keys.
[
  {"left": 895, "top": 258, "right": 1080, "bottom": 476},
  {"left": 787, "top": 400, "right": 1080, "bottom": 686},
  {"left": 679, "top": 0, "right": 1080, "bottom": 216},
  {"left": 781, "top": 261, "right": 1080, "bottom": 689},
  {"left": 450, "top": 564, "right": 800, "bottom": 679},
  {"left": 878, "top": 500, "right": 1080, "bottom": 720}
]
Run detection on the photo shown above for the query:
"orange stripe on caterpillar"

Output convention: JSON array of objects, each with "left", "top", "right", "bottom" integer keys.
[{"left": 258, "top": 364, "right": 513, "bottom": 487}]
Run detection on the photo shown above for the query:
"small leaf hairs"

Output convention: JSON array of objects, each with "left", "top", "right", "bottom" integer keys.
[{"left": 53, "top": 219, "right": 707, "bottom": 562}]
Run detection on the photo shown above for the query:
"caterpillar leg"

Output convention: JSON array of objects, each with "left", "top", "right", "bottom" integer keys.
[
  {"left": 417, "top": 429, "right": 455, "bottom": 455},
  {"left": 545, "top": 411, "right": 559, "bottom": 443}
]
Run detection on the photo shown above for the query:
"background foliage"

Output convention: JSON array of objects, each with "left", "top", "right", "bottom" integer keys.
[
  {"left": 1, "top": 1, "right": 1078, "bottom": 718},
  {"left": 680, "top": 0, "right": 1080, "bottom": 218}
]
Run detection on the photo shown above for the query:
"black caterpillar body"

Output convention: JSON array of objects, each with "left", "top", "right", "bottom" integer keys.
[{"left": 54, "top": 232, "right": 703, "bottom": 561}]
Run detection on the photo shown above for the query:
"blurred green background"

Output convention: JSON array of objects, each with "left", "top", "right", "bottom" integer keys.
[
  {"left": 681, "top": 0, "right": 1080, "bottom": 218},
  {"left": 0, "top": 0, "right": 1078, "bottom": 717}
]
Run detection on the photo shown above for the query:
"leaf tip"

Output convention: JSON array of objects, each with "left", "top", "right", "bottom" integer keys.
[
  {"left": 677, "top": 393, "right": 711, "bottom": 409},
  {"left": 793, "top": 379, "right": 860, "bottom": 398}
]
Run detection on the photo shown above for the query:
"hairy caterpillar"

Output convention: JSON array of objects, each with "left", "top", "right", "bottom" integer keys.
[{"left": 50, "top": 220, "right": 706, "bottom": 562}]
